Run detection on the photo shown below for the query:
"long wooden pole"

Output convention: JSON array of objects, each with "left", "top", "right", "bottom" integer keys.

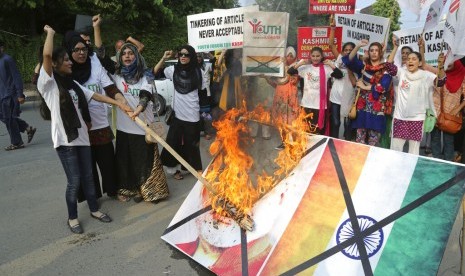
[
  {"left": 461, "top": 197, "right": 465, "bottom": 274},
  {"left": 134, "top": 117, "right": 254, "bottom": 231}
]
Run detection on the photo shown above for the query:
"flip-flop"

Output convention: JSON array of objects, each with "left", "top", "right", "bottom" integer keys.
[{"left": 173, "top": 170, "right": 184, "bottom": 180}]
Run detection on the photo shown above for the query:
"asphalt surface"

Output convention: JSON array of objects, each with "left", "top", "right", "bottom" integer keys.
[{"left": 0, "top": 99, "right": 463, "bottom": 276}]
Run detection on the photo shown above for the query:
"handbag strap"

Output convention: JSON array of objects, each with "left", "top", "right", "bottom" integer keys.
[{"left": 354, "top": 87, "right": 361, "bottom": 106}]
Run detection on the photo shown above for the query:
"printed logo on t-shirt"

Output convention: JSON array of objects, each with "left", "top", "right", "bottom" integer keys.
[
  {"left": 121, "top": 81, "right": 141, "bottom": 97},
  {"left": 400, "top": 79, "right": 410, "bottom": 91},
  {"left": 70, "top": 91, "right": 79, "bottom": 106},
  {"left": 86, "top": 83, "right": 101, "bottom": 93},
  {"left": 122, "top": 81, "right": 129, "bottom": 93},
  {"left": 306, "top": 72, "right": 319, "bottom": 82}
]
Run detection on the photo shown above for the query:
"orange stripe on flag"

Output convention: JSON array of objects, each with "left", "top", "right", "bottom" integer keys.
[{"left": 261, "top": 140, "right": 370, "bottom": 275}]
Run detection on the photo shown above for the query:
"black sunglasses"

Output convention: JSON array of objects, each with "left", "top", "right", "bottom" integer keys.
[{"left": 179, "top": 52, "right": 190, "bottom": 58}]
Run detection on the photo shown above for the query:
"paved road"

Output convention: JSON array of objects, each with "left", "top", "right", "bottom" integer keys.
[{"left": 0, "top": 100, "right": 463, "bottom": 275}]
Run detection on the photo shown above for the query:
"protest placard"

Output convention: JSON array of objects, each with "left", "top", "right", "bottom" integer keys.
[
  {"left": 393, "top": 22, "right": 446, "bottom": 67},
  {"left": 335, "top": 13, "right": 390, "bottom": 55},
  {"left": 242, "top": 11, "right": 289, "bottom": 77},
  {"left": 297, "top": 27, "right": 342, "bottom": 60},
  {"left": 309, "top": 0, "right": 356, "bottom": 14},
  {"left": 187, "top": 6, "right": 259, "bottom": 52}
]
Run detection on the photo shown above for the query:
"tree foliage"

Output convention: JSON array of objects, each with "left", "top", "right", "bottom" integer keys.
[
  {"left": 255, "top": 0, "right": 329, "bottom": 46},
  {"left": 372, "top": 0, "right": 401, "bottom": 45},
  {"left": 0, "top": 0, "right": 238, "bottom": 80}
]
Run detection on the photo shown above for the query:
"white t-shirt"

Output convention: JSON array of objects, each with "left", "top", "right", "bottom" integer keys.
[
  {"left": 83, "top": 55, "right": 114, "bottom": 130},
  {"left": 394, "top": 67, "right": 436, "bottom": 121},
  {"left": 330, "top": 54, "right": 355, "bottom": 115},
  {"left": 164, "top": 65, "right": 202, "bottom": 122},
  {"left": 298, "top": 64, "right": 333, "bottom": 109},
  {"left": 37, "top": 67, "right": 94, "bottom": 148},
  {"left": 112, "top": 74, "right": 155, "bottom": 135}
]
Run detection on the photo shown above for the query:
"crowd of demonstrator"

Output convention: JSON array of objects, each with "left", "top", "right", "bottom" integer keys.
[{"left": 2, "top": 13, "right": 465, "bottom": 234}]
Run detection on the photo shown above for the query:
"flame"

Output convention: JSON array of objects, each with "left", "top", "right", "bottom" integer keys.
[{"left": 205, "top": 103, "right": 316, "bottom": 219}]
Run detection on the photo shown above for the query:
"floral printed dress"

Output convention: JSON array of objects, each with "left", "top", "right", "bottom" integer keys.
[{"left": 343, "top": 56, "right": 397, "bottom": 134}]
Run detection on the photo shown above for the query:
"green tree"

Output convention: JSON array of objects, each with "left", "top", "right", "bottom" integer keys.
[
  {"left": 0, "top": 0, "right": 238, "bottom": 79},
  {"left": 255, "top": 0, "right": 329, "bottom": 46},
  {"left": 372, "top": 0, "right": 401, "bottom": 45}
]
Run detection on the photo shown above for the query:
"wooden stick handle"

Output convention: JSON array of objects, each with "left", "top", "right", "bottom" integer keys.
[{"left": 134, "top": 117, "right": 216, "bottom": 194}]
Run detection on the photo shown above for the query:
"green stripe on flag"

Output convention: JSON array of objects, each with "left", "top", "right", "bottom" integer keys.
[{"left": 374, "top": 158, "right": 464, "bottom": 275}]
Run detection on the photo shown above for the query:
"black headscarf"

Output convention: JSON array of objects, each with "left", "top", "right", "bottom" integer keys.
[
  {"left": 173, "top": 45, "right": 202, "bottom": 94},
  {"left": 63, "top": 31, "right": 91, "bottom": 84}
]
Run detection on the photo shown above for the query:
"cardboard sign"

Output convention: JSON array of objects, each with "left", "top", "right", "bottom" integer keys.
[
  {"left": 242, "top": 11, "right": 289, "bottom": 76},
  {"left": 297, "top": 27, "right": 342, "bottom": 60},
  {"left": 393, "top": 22, "right": 446, "bottom": 67},
  {"left": 187, "top": 6, "right": 259, "bottom": 52},
  {"left": 335, "top": 13, "right": 390, "bottom": 55},
  {"left": 309, "top": 0, "right": 356, "bottom": 14}
]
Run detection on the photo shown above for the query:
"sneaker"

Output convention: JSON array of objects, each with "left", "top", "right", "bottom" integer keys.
[{"left": 275, "top": 143, "right": 285, "bottom": 150}]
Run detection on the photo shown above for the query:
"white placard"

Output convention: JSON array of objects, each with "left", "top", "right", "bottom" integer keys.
[
  {"left": 242, "top": 11, "right": 289, "bottom": 77},
  {"left": 335, "top": 13, "right": 391, "bottom": 55},
  {"left": 187, "top": 6, "right": 259, "bottom": 52}
]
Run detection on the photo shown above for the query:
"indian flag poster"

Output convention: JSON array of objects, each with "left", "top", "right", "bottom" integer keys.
[
  {"left": 161, "top": 136, "right": 465, "bottom": 275},
  {"left": 242, "top": 11, "right": 289, "bottom": 77}
]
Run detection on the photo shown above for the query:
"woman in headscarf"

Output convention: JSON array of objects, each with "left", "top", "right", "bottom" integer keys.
[
  {"left": 112, "top": 43, "right": 169, "bottom": 203},
  {"left": 62, "top": 30, "right": 127, "bottom": 201},
  {"left": 157, "top": 45, "right": 204, "bottom": 180},
  {"left": 38, "top": 25, "right": 131, "bottom": 234}
]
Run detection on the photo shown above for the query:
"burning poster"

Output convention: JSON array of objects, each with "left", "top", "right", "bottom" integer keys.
[
  {"left": 242, "top": 11, "right": 289, "bottom": 77},
  {"left": 162, "top": 136, "right": 465, "bottom": 275}
]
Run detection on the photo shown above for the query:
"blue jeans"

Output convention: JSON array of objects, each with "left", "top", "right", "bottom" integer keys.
[
  {"left": 56, "top": 146, "right": 98, "bottom": 219},
  {"left": 431, "top": 127, "right": 455, "bottom": 161}
]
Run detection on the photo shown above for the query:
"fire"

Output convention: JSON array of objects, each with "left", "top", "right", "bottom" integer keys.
[{"left": 205, "top": 103, "right": 315, "bottom": 220}]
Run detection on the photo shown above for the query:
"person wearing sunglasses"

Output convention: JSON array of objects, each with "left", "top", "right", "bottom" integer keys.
[
  {"left": 156, "top": 46, "right": 205, "bottom": 180},
  {"left": 62, "top": 28, "right": 128, "bottom": 203}
]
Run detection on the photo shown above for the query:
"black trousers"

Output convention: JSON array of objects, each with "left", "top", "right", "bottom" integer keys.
[
  {"left": 92, "top": 142, "right": 117, "bottom": 197},
  {"left": 161, "top": 117, "right": 202, "bottom": 171}
]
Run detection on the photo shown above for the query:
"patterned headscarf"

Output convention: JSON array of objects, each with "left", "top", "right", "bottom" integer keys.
[{"left": 115, "top": 43, "right": 146, "bottom": 84}]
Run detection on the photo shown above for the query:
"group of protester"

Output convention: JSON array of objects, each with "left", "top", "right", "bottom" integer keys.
[
  {"left": 2, "top": 12, "right": 465, "bottom": 235},
  {"left": 28, "top": 15, "right": 209, "bottom": 234}
]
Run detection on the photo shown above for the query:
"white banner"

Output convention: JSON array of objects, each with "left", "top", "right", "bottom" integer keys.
[
  {"left": 393, "top": 23, "right": 445, "bottom": 67},
  {"left": 242, "top": 11, "right": 289, "bottom": 77},
  {"left": 424, "top": 0, "right": 448, "bottom": 31},
  {"left": 187, "top": 6, "right": 259, "bottom": 52},
  {"left": 397, "top": 0, "right": 436, "bottom": 17},
  {"left": 443, "top": 0, "right": 465, "bottom": 67},
  {"left": 335, "top": 13, "right": 390, "bottom": 55}
]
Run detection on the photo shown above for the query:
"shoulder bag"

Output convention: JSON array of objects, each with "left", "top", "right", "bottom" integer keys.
[{"left": 436, "top": 86, "right": 462, "bottom": 134}]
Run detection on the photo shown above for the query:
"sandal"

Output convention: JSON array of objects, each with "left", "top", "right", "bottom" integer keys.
[
  {"left": 26, "top": 126, "right": 37, "bottom": 143},
  {"left": 173, "top": 170, "right": 184, "bottom": 180},
  {"left": 117, "top": 194, "right": 131, "bottom": 202},
  {"left": 4, "top": 143, "right": 24, "bottom": 151}
]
